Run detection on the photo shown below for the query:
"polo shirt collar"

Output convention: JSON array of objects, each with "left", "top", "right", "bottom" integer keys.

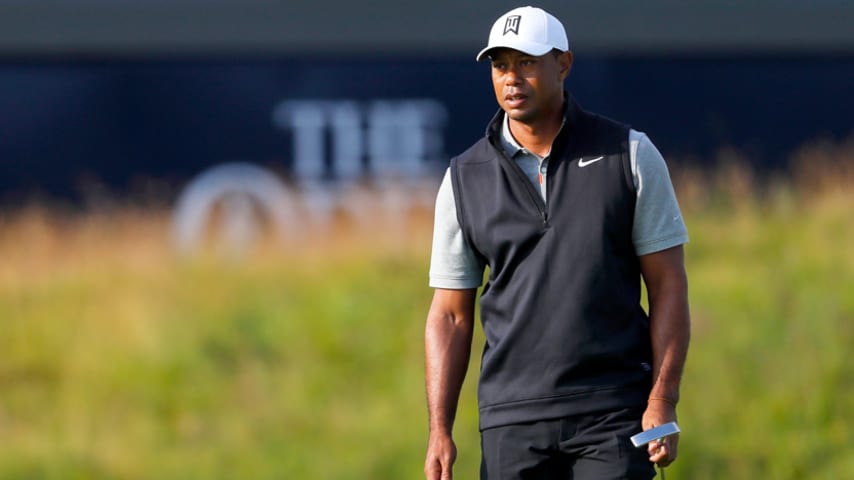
[
  {"left": 488, "top": 92, "right": 575, "bottom": 158},
  {"left": 500, "top": 112, "right": 525, "bottom": 158}
]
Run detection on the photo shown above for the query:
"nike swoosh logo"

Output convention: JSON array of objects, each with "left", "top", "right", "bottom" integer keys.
[{"left": 578, "top": 156, "right": 604, "bottom": 167}]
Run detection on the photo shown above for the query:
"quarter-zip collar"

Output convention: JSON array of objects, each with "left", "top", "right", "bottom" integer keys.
[
  {"left": 485, "top": 92, "right": 577, "bottom": 225},
  {"left": 485, "top": 91, "right": 578, "bottom": 155}
]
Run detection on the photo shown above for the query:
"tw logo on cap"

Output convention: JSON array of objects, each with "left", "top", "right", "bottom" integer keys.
[{"left": 503, "top": 15, "right": 521, "bottom": 35}]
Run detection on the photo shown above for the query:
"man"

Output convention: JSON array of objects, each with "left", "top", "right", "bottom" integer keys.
[{"left": 424, "top": 6, "right": 690, "bottom": 480}]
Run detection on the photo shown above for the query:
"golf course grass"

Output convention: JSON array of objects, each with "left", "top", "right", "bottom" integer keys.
[{"left": 0, "top": 154, "right": 851, "bottom": 479}]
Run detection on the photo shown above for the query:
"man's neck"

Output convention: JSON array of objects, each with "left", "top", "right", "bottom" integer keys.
[{"left": 507, "top": 110, "right": 563, "bottom": 157}]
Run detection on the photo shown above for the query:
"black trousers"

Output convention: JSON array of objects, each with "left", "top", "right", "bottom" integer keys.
[{"left": 480, "top": 406, "right": 656, "bottom": 480}]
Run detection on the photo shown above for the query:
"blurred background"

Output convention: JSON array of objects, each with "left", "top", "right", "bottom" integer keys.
[{"left": 0, "top": 1, "right": 852, "bottom": 478}]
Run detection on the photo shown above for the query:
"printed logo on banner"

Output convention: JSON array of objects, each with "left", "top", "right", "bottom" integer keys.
[
  {"left": 271, "top": 99, "right": 448, "bottom": 180},
  {"left": 173, "top": 98, "right": 450, "bottom": 254}
]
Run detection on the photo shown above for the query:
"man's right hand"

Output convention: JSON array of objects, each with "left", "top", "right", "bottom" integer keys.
[
  {"left": 424, "top": 289, "right": 475, "bottom": 480},
  {"left": 424, "top": 433, "right": 457, "bottom": 480}
]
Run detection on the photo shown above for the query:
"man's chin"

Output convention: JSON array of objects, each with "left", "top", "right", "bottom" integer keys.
[{"left": 505, "top": 108, "right": 535, "bottom": 124}]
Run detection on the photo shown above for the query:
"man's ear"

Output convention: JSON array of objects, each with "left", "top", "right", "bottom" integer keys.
[{"left": 559, "top": 51, "right": 574, "bottom": 81}]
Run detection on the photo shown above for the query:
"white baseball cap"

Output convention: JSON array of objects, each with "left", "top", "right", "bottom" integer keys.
[{"left": 476, "top": 6, "right": 569, "bottom": 61}]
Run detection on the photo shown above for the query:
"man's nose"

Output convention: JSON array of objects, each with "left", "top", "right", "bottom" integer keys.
[{"left": 504, "top": 66, "right": 522, "bottom": 85}]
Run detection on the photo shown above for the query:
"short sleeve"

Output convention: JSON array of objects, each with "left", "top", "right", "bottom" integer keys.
[
  {"left": 630, "top": 130, "right": 689, "bottom": 256},
  {"left": 429, "top": 168, "right": 487, "bottom": 289}
]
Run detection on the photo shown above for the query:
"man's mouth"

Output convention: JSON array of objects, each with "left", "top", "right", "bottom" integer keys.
[{"left": 505, "top": 93, "right": 528, "bottom": 108}]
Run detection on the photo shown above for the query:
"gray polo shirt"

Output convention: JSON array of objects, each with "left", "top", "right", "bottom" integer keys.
[{"left": 429, "top": 114, "right": 688, "bottom": 289}]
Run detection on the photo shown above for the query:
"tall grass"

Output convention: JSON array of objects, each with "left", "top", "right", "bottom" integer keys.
[{"left": 0, "top": 145, "right": 852, "bottom": 479}]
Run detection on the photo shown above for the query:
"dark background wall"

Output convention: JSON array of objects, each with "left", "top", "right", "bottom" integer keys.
[
  {"left": 2, "top": 0, "right": 853, "bottom": 56},
  {"left": 1, "top": 1, "right": 852, "bottom": 203}
]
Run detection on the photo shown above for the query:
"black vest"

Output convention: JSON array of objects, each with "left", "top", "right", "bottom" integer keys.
[{"left": 450, "top": 96, "right": 652, "bottom": 430}]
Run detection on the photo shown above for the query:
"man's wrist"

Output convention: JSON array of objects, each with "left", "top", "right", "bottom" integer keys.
[
  {"left": 428, "top": 419, "right": 454, "bottom": 437},
  {"left": 429, "top": 428, "right": 453, "bottom": 440},
  {"left": 647, "top": 395, "right": 678, "bottom": 408}
]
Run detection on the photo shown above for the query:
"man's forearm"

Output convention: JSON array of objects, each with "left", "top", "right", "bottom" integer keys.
[
  {"left": 647, "top": 270, "right": 690, "bottom": 403},
  {"left": 425, "top": 309, "right": 474, "bottom": 434}
]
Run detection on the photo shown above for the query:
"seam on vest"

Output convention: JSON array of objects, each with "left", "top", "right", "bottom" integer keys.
[
  {"left": 620, "top": 130, "right": 637, "bottom": 198},
  {"left": 449, "top": 157, "right": 477, "bottom": 262},
  {"left": 480, "top": 384, "right": 632, "bottom": 409}
]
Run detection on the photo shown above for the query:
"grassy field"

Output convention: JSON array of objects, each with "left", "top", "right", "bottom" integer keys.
[{"left": 0, "top": 155, "right": 852, "bottom": 479}]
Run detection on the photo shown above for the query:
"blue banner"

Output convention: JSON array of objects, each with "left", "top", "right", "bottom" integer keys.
[{"left": 1, "top": 55, "right": 852, "bottom": 202}]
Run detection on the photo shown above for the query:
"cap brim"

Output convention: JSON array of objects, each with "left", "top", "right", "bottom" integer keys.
[{"left": 475, "top": 41, "right": 555, "bottom": 61}]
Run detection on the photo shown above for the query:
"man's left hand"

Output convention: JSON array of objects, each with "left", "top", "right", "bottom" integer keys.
[{"left": 641, "top": 399, "right": 679, "bottom": 467}]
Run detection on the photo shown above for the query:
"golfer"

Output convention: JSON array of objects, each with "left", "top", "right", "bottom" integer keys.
[{"left": 424, "top": 6, "right": 690, "bottom": 479}]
